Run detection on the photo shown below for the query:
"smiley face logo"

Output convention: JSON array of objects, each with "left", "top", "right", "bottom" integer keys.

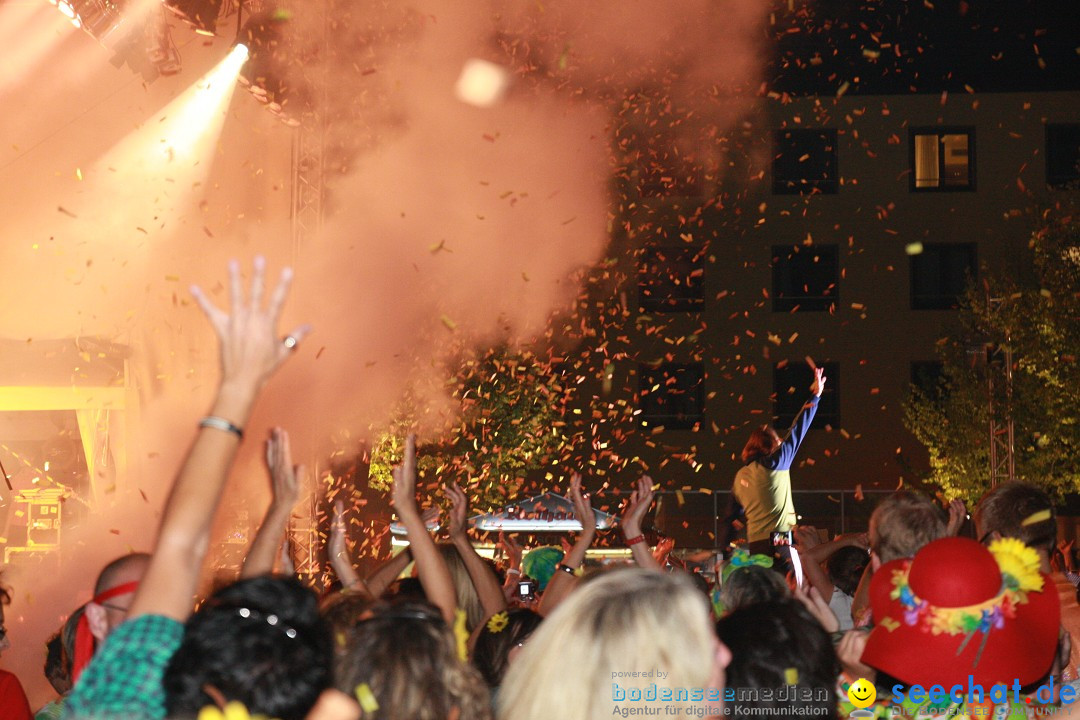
[{"left": 849, "top": 678, "right": 876, "bottom": 709}]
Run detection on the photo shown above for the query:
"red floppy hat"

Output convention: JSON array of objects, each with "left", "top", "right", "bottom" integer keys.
[{"left": 861, "top": 536, "right": 1060, "bottom": 689}]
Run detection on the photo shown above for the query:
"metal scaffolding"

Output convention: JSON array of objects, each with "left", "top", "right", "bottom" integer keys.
[
  {"left": 286, "top": 0, "right": 328, "bottom": 580},
  {"left": 985, "top": 293, "right": 1016, "bottom": 487}
]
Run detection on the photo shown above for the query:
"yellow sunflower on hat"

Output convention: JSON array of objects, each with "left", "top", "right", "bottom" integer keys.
[{"left": 988, "top": 537, "right": 1043, "bottom": 595}]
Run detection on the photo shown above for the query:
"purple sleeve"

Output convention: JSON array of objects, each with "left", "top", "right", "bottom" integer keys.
[{"left": 770, "top": 395, "right": 820, "bottom": 470}]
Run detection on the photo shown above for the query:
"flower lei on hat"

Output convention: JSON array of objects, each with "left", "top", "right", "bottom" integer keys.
[{"left": 888, "top": 537, "right": 1044, "bottom": 666}]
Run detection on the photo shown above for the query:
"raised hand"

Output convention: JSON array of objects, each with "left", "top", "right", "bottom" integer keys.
[
  {"left": 445, "top": 482, "right": 469, "bottom": 540},
  {"left": 190, "top": 256, "right": 310, "bottom": 394},
  {"left": 622, "top": 475, "right": 656, "bottom": 539},
  {"left": 498, "top": 531, "right": 522, "bottom": 572},
  {"left": 569, "top": 472, "right": 596, "bottom": 536},
  {"left": 329, "top": 500, "right": 348, "bottom": 562},
  {"left": 265, "top": 427, "right": 301, "bottom": 511},
  {"left": 810, "top": 366, "right": 827, "bottom": 397},
  {"left": 945, "top": 498, "right": 967, "bottom": 536},
  {"left": 391, "top": 434, "right": 419, "bottom": 518}
]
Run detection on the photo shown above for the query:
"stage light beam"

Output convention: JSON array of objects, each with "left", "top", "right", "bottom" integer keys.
[
  {"left": 87, "top": 43, "right": 251, "bottom": 228},
  {"left": 156, "top": 43, "right": 249, "bottom": 160}
]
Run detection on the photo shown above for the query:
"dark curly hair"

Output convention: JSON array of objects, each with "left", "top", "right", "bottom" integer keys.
[
  {"left": 717, "top": 600, "right": 838, "bottom": 720},
  {"left": 472, "top": 609, "right": 542, "bottom": 688},
  {"left": 163, "top": 576, "right": 332, "bottom": 720}
]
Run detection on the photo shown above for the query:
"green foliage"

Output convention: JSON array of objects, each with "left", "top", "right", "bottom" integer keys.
[
  {"left": 368, "top": 345, "right": 570, "bottom": 511},
  {"left": 904, "top": 220, "right": 1080, "bottom": 502}
]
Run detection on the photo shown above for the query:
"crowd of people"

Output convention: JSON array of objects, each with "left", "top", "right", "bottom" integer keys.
[{"left": 1, "top": 257, "right": 1078, "bottom": 720}]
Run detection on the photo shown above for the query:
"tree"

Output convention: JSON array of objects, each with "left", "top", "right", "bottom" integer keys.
[
  {"left": 367, "top": 345, "right": 572, "bottom": 511},
  {"left": 905, "top": 219, "right": 1080, "bottom": 502}
]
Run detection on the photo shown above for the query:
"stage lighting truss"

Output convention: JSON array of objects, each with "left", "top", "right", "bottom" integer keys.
[
  {"left": 236, "top": 8, "right": 312, "bottom": 127},
  {"left": 145, "top": 7, "right": 182, "bottom": 76},
  {"left": 160, "top": 0, "right": 270, "bottom": 37},
  {"left": 161, "top": 0, "right": 226, "bottom": 35},
  {"left": 49, "top": 0, "right": 127, "bottom": 42}
]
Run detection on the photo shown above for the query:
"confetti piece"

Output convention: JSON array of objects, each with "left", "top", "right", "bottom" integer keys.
[
  {"left": 355, "top": 684, "right": 380, "bottom": 712},
  {"left": 440, "top": 315, "right": 457, "bottom": 331}
]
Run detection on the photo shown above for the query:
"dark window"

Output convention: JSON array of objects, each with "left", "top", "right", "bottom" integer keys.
[
  {"left": 772, "top": 129, "right": 839, "bottom": 194},
  {"left": 773, "top": 362, "right": 839, "bottom": 428},
  {"left": 911, "top": 361, "right": 946, "bottom": 401},
  {"left": 1047, "top": 123, "right": 1080, "bottom": 188},
  {"left": 772, "top": 244, "right": 839, "bottom": 312},
  {"left": 638, "top": 363, "right": 704, "bottom": 430},
  {"left": 911, "top": 129, "right": 975, "bottom": 190},
  {"left": 639, "top": 246, "right": 705, "bottom": 312},
  {"left": 910, "top": 243, "right": 977, "bottom": 310}
]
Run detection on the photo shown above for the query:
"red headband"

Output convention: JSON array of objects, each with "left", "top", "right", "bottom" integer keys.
[{"left": 72, "top": 581, "right": 139, "bottom": 684}]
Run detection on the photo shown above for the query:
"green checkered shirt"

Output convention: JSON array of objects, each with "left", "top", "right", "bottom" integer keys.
[{"left": 62, "top": 614, "right": 184, "bottom": 720}]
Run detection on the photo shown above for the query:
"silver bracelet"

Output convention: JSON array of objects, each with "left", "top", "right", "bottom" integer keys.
[{"left": 199, "top": 415, "right": 244, "bottom": 440}]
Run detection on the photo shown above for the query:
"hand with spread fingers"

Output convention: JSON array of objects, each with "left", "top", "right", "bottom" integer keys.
[{"left": 189, "top": 256, "right": 310, "bottom": 396}]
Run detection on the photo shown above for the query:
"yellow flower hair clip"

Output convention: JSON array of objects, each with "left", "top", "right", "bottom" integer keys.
[
  {"left": 197, "top": 701, "right": 273, "bottom": 720},
  {"left": 486, "top": 611, "right": 509, "bottom": 633}
]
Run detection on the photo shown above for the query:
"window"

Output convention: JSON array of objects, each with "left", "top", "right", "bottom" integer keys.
[
  {"left": 638, "top": 363, "right": 704, "bottom": 430},
  {"left": 911, "top": 129, "right": 975, "bottom": 190},
  {"left": 773, "top": 362, "right": 839, "bottom": 428},
  {"left": 910, "top": 361, "right": 946, "bottom": 401},
  {"left": 772, "top": 244, "right": 839, "bottom": 312},
  {"left": 910, "top": 243, "right": 977, "bottom": 310},
  {"left": 772, "top": 129, "right": 838, "bottom": 194},
  {"left": 639, "top": 246, "right": 705, "bottom": 312},
  {"left": 1046, "top": 123, "right": 1080, "bottom": 188}
]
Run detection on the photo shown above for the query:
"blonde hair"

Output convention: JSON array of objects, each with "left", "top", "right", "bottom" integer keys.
[
  {"left": 496, "top": 568, "right": 718, "bottom": 720},
  {"left": 869, "top": 491, "right": 947, "bottom": 563},
  {"left": 437, "top": 544, "right": 485, "bottom": 632}
]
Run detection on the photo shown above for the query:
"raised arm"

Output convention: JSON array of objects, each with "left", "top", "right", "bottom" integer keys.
[
  {"left": 364, "top": 547, "right": 413, "bottom": 598},
  {"left": 796, "top": 527, "right": 868, "bottom": 602},
  {"left": 128, "top": 258, "right": 306, "bottom": 621},
  {"left": 392, "top": 434, "right": 457, "bottom": 623},
  {"left": 446, "top": 482, "right": 506, "bottom": 619},
  {"left": 773, "top": 366, "right": 826, "bottom": 470},
  {"left": 328, "top": 500, "right": 369, "bottom": 593},
  {"left": 538, "top": 473, "right": 596, "bottom": 615},
  {"left": 242, "top": 427, "right": 301, "bottom": 578},
  {"left": 498, "top": 532, "right": 524, "bottom": 602},
  {"left": 622, "top": 476, "right": 661, "bottom": 571}
]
